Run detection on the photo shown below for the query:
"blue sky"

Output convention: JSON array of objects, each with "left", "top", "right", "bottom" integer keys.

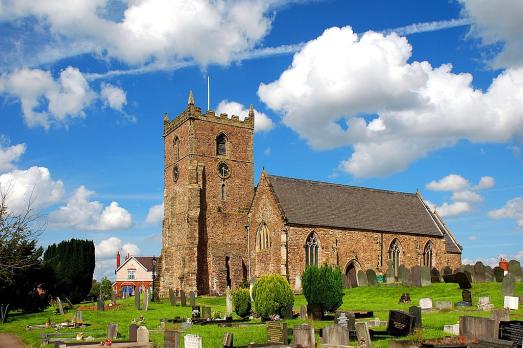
[{"left": 1, "top": 0, "right": 523, "bottom": 280}]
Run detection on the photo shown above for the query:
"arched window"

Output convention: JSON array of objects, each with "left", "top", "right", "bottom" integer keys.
[
  {"left": 305, "top": 232, "right": 319, "bottom": 266},
  {"left": 173, "top": 136, "right": 180, "bottom": 161},
  {"left": 388, "top": 239, "right": 401, "bottom": 277},
  {"left": 216, "top": 133, "right": 227, "bottom": 156},
  {"left": 255, "top": 223, "right": 270, "bottom": 251},
  {"left": 423, "top": 241, "right": 433, "bottom": 269}
]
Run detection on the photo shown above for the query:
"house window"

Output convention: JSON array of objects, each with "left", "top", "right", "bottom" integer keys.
[
  {"left": 216, "top": 133, "right": 227, "bottom": 156},
  {"left": 423, "top": 241, "right": 433, "bottom": 269},
  {"left": 388, "top": 239, "right": 401, "bottom": 277},
  {"left": 128, "top": 269, "right": 136, "bottom": 280},
  {"left": 173, "top": 136, "right": 180, "bottom": 161},
  {"left": 305, "top": 232, "right": 319, "bottom": 266},
  {"left": 255, "top": 223, "right": 270, "bottom": 251}
]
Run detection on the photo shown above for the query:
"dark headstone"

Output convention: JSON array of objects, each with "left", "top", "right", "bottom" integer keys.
[
  {"left": 97, "top": 299, "right": 104, "bottom": 311},
  {"left": 223, "top": 332, "right": 234, "bottom": 348},
  {"left": 421, "top": 266, "right": 431, "bottom": 287},
  {"left": 293, "top": 323, "right": 315, "bottom": 348},
  {"left": 201, "top": 306, "right": 211, "bottom": 320},
  {"left": 464, "top": 270, "right": 474, "bottom": 284},
  {"left": 180, "top": 290, "right": 186, "bottom": 307},
  {"left": 189, "top": 291, "right": 196, "bottom": 307},
  {"left": 503, "top": 274, "right": 516, "bottom": 297},
  {"left": 169, "top": 288, "right": 176, "bottom": 306},
  {"left": 494, "top": 267, "right": 505, "bottom": 282},
  {"left": 508, "top": 260, "right": 522, "bottom": 281},
  {"left": 459, "top": 316, "right": 497, "bottom": 339},
  {"left": 191, "top": 306, "right": 201, "bottom": 319},
  {"left": 164, "top": 330, "right": 180, "bottom": 348},
  {"left": 408, "top": 306, "right": 422, "bottom": 329},
  {"left": 399, "top": 293, "right": 411, "bottom": 304},
  {"left": 266, "top": 321, "right": 287, "bottom": 345},
  {"left": 443, "top": 272, "right": 472, "bottom": 289},
  {"left": 386, "top": 260, "right": 396, "bottom": 283},
  {"left": 400, "top": 265, "right": 412, "bottom": 286},
  {"left": 464, "top": 264, "right": 475, "bottom": 281},
  {"left": 322, "top": 324, "right": 350, "bottom": 346},
  {"left": 387, "top": 310, "right": 415, "bottom": 337},
  {"left": 411, "top": 266, "right": 422, "bottom": 287},
  {"left": 442, "top": 266, "right": 453, "bottom": 275},
  {"left": 431, "top": 268, "right": 441, "bottom": 283},
  {"left": 282, "top": 303, "right": 293, "bottom": 320},
  {"left": 456, "top": 289, "right": 473, "bottom": 307},
  {"left": 129, "top": 324, "right": 139, "bottom": 342},
  {"left": 307, "top": 303, "right": 323, "bottom": 320},
  {"left": 357, "top": 270, "right": 368, "bottom": 287},
  {"left": 135, "top": 291, "right": 141, "bottom": 310},
  {"left": 366, "top": 269, "right": 377, "bottom": 286},
  {"left": 485, "top": 266, "right": 495, "bottom": 282},
  {"left": 499, "top": 320, "right": 523, "bottom": 347}
]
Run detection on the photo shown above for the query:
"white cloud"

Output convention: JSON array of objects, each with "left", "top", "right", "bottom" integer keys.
[
  {"left": 258, "top": 26, "right": 523, "bottom": 178},
  {"left": 216, "top": 100, "right": 274, "bottom": 133},
  {"left": 0, "top": 166, "right": 64, "bottom": 213},
  {"left": 468, "top": 235, "right": 477, "bottom": 241},
  {"left": 49, "top": 186, "right": 133, "bottom": 231},
  {"left": 94, "top": 236, "right": 140, "bottom": 280},
  {"left": 460, "top": 0, "right": 523, "bottom": 68},
  {"left": 0, "top": 141, "right": 25, "bottom": 173},
  {"left": 427, "top": 174, "right": 470, "bottom": 192},
  {"left": 451, "top": 190, "right": 483, "bottom": 203},
  {"left": 100, "top": 83, "right": 127, "bottom": 111},
  {"left": 488, "top": 197, "right": 523, "bottom": 228},
  {"left": 474, "top": 176, "right": 495, "bottom": 190},
  {"left": 437, "top": 201, "right": 472, "bottom": 217},
  {"left": 145, "top": 202, "right": 163, "bottom": 224},
  {"left": 0, "top": 66, "right": 95, "bottom": 128}
]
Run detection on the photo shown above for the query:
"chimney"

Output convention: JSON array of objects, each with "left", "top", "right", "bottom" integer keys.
[{"left": 116, "top": 250, "right": 121, "bottom": 268}]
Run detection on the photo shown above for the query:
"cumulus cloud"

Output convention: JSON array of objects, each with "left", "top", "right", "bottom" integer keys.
[
  {"left": 94, "top": 236, "right": 140, "bottom": 280},
  {"left": 451, "top": 190, "right": 483, "bottom": 203},
  {"left": 437, "top": 201, "right": 472, "bottom": 217},
  {"left": 100, "top": 83, "right": 127, "bottom": 111},
  {"left": 258, "top": 26, "right": 523, "bottom": 178},
  {"left": 0, "top": 166, "right": 64, "bottom": 213},
  {"left": 474, "top": 176, "right": 495, "bottom": 190},
  {"left": 0, "top": 140, "right": 25, "bottom": 173},
  {"left": 488, "top": 197, "right": 523, "bottom": 228},
  {"left": 427, "top": 174, "right": 470, "bottom": 192},
  {"left": 49, "top": 186, "right": 132, "bottom": 231},
  {"left": 0, "top": 66, "right": 95, "bottom": 128},
  {"left": 216, "top": 100, "right": 274, "bottom": 133},
  {"left": 145, "top": 202, "right": 163, "bottom": 224}
]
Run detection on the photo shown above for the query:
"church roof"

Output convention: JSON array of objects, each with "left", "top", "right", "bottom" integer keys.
[{"left": 266, "top": 175, "right": 445, "bottom": 237}]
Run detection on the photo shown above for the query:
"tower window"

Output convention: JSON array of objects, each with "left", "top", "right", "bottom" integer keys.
[
  {"left": 221, "top": 183, "right": 226, "bottom": 201},
  {"left": 216, "top": 133, "right": 227, "bottom": 155}
]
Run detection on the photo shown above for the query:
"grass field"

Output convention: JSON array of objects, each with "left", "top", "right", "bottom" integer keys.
[{"left": 0, "top": 282, "right": 522, "bottom": 347}]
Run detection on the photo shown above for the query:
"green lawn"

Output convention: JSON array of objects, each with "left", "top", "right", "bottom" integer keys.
[{"left": 1, "top": 282, "right": 522, "bottom": 347}]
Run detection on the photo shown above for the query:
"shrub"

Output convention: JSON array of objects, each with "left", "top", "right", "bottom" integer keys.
[
  {"left": 232, "top": 287, "right": 251, "bottom": 318},
  {"left": 252, "top": 274, "right": 294, "bottom": 319},
  {"left": 302, "top": 264, "right": 344, "bottom": 312}
]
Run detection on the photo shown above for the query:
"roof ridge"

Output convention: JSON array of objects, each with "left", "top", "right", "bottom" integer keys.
[{"left": 266, "top": 174, "right": 416, "bottom": 196}]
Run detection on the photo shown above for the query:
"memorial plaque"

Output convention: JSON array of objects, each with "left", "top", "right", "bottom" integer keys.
[
  {"left": 387, "top": 310, "right": 415, "bottom": 337},
  {"left": 499, "top": 321, "right": 523, "bottom": 347},
  {"left": 129, "top": 324, "right": 139, "bottom": 342},
  {"left": 419, "top": 298, "right": 433, "bottom": 310},
  {"left": 504, "top": 296, "right": 519, "bottom": 310},
  {"left": 169, "top": 288, "right": 176, "bottom": 306},
  {"left": 267, "top": 322, "right": 288, "bottom": 345},
  {"left": 435, "top": 300, "right": 453, "bottom": 310},
  {"left": 357, "top": 270, "right": 368, "bottom": 287},
  {"left": 366, "top": 269, "right": 377, "bottom": 286},
  {"left": 409, "top": 306, "right": 422, "bottom": 328},
  {"left": 164, "top": 330, "right": 180, "bottom": 348},
  {"left": 184, "top": 334, "right": 202, "bottom": 348},
  {"left": 191, "top": 306, "right": 201, "bottom": 319}
]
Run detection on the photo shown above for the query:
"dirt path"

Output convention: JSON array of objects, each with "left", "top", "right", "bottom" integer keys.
[{"left": 0, "top": 333, "right": 28, "bottom": 348}]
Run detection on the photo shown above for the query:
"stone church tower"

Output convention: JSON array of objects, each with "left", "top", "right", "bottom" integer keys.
[{"left": 159, "top": 92, "right": 254, "bottom": 296}]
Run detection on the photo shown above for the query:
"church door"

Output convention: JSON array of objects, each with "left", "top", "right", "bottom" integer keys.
[{"left": 345, "top": 263, "right": 358, "bottom": 288}]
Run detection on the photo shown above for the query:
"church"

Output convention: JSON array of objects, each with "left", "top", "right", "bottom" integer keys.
[{"left": 158, "top": 93, "right": 462, "bottom": 296}]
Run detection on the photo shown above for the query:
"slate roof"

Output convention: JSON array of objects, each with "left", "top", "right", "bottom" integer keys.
[
  {"left": 266, "top": 175, "right": 444, "bottom": 237},
  {"left": 134, "top": 257, "right": 155, "bottom": 272}
]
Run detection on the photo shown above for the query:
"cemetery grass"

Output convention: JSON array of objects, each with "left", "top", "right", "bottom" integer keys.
[{"left": 0, "top": 282, "right": 521, "bottom": 347}]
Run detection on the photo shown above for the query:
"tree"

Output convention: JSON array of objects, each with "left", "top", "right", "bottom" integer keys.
[
  {"left": 302, "top": 264, "right": 344, "bottom": 314},
  {"left": 89, "top": 277, "right": 113, "bottom": 300},
  {"left": 0, "top": 191, "right": 51, "bottom": 323},
  {"left": 252, "top": 274, "right": 294, "bottom": 319},
  {"left": 44, "top": 239, "right": 95, "bottom": 303}
]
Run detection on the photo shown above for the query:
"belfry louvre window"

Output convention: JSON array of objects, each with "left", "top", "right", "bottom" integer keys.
[
  {"left": 216, "top": 133, "right": 227, "bottom": 155},
  {"left": 305, "top": 232, "right": 319, "bottom": 266}
]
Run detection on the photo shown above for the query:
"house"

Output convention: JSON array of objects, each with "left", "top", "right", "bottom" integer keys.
[{"left": 113, "top": 251, "right": 157, "bottom": 297}]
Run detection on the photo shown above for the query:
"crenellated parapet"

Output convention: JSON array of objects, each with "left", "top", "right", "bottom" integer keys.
[{"left": 164, "top": 91, "right": 254, "bottom": 137}]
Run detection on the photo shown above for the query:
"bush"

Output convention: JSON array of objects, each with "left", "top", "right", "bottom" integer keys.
[
  {"left": 232, "top": 287, "right": 251, "bottom": 318},
  {"left": 302, "top": 264, "right": 343, "bottom": 312},
  {"left": 252, "top": 274, "right": 294, "bottom": 319}
]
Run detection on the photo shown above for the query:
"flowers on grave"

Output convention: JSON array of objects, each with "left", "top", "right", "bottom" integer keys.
[{"left": 105, "top": 338, "right": 112, "bottom": 346}]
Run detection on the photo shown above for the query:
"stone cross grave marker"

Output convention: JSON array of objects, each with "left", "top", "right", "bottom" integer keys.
[
  {"left": 169, "top": 288, "right": 176, "bottom": 306},
  {"left": 223, "top": 332, "right": 233, "bottom": 348},
  {"left": 502, "top": 274, "right": 516, "bottom": 297},
  {"left": 300, "top": 305, "right": 307, "bottom": 320},
  {"left": 431, "top": 268, "right": 441, "bottom": 283},
  {"left": 357, "top": 270, "right": 368, "bottom": 287},
  {"left": 107, "top": 323, "right": 118, "bottom": 340},
  {"left": 508, "top": 260, "right": 522, "bottom": 281},
  {"left": 137, "top": 326, "right": 149, "bottom": 344},
  {"left": 435, "top": 300, "right": 453, "bottom": 311},
  {"left": 322, "top": 324, "right": 350, "bottom": 346},
  {"left": 499, "top": 320, "right": 523, "bottom": 347},
  {"left": 387, "top": 310, "right": 415, "bottom": 336},
  {"left": 366, "top": 269, "right": 377, "bottom": 286},
  {"left": 355, "top": 321, "right": 372, "bottom": 348},
  {"left": 266, "top": 321, "right": 288, "bottom": 345},
  {"left": 420, "top": 266, "right": 431, "bottom": 287},
  {"left": 419, "top": 298, "right": 432, "bottom": 310},
  {"left": 335, "top": 310, "right": 356, "bottom": 331},
  {"left": 180, "top": 290, "right": 186, "bottom": 307},
  {"left": 56, "top": 297, "right": 64, "bottom": 315},
  {"left": 225, "top": 287, "right": 233, "bottom": 318},
  {"left": 491, "top": 309, "right": 510, "bottom": 338},
  {"left": 135, "top": 290, "right": 141, "bottom": 310},
  {"left": 184, "top": 334, "right": 202, "bottom": 348},
  {"left": 411, "top": 266, "right": 422, "bottom": 287},
  {"left": 189, "top": 291, "right": 196, "bottom": 307},
  {"left": 504, "top": 296, "right": 519, "bottom": 310},
  {"left": 164, "top": 330, "right": 180, "bottom": 348},
  {"left": 128, "top": 324, "right": 139, "bottom": 342},
  {"left": 201, "top": 306, "right": 211, "bottom": 320},
  {"left": 409, "top": 306, "right": 422, "bottom": 329},
  {"left": 294, "top": 323, "right": 315, "bottom": 348},
  {"left": 459, "top": 316, "right": 497, "bottom": 339}
]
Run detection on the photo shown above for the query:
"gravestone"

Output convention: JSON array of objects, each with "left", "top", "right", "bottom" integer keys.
[
  {"left": 128, "top": 324, "right": 139, "bottom": 342},
  {"left": 201, "top": 306, "right": 211, "bottom": 320},
  {"left": 266, "top": 321, "right": 288, "bottom": 345},
  {"left": 443, "top": 272, "right": 472, "bottom": 289},
  {"left": 164, "top": 330, "right": 180, "bottom": 348},
  {"left": 137, "top": 326, "right": 149, "bottom": 344},
  {"left": 464, "top": 264, "right": 475, "bottom": 282},
  {"left": 503, "top": 274, "right": 516, "bottom": 297},
  {"left": 398, "top": 265, "right": 408, "bottom": 284},
  {"left": 399, "top": 293, "right": 411, "bottom": 304},
  {"left": 322, "top": 324, "right": 350, "bottom": 346},
  {"left": 293, "top": 323, "right": 315, "bottom": 348},
  {"left": 169, "top": 288, "right": 176, "bottom": 306},
  {"left": 474, "top": 261, "right": 487, "bottom": 283},
  {"left": 355, "top": 322, "right": 372, "bottom": 348},
  {"left": 143, "top": 289, "right": 149, "bottom": 311},
  {"left": 387, "top": 310, "right": 415, "bottom": 336},
  {"left": 459, "top": 316, "right": 496, "bottom": 339},
  {"left": 184, "top": 334, "right": 202, "bottom": 348},
  {"left": 420, "top": 266, "right": 431, "bottom": 287},
  {"left": 494, "top": 267, "right": 505, "bottom": 282},
  {"left": 74, "top": 310, "right": 83, "bottom": 324},
  {"left": 111, "top": 291, "right": 116, "bottom": 304},
  {"left": 485, "top": 266, "right": 495, "bottom": 282},
  {"left": 97, "top": 298, "right": 105, "bottom": 311},
  {"left": 411, "top": 266, "right": 422, "bottom": 287},
  {"left": 225, "top": 287, "right": 232, "bottom": 318},
  {"left": 478, "top": 297, "right": 494, "bottom": 311},
  {"left": 189, "top": 291, "right": 196, "bottom": 307},
  {"left": 366, "top": 269, "right": 377, "bottom": 286},
  {"left": 499, "top": 320, "right": 523, "bottom": 347},
  {"left": 180, "top": 290, "right": 186, "bottom": 307},
  {"left": 431, "top": 268, "right": 441, "bottom": 283},
  {"left": 464, "top": 270, "right": 474, "bottom": 284},
  {"left": 300, "top": 305, "right": 307, "bottom": 320},
  {"left": 442, "top": 266, "right": 453, "bottom": 276},
  {"left": 386, "top": 260, "right": 396, "bottom": 283},
  {"left": 491, "top": 309, "right": 510, "bottom": 338},
  {"left": 508, "top": 260, "right": 522, "bottom": 281},
  {"left": 223, "top": 332, "right": 233, "bottom": 348},
  {"left": 107, "top": 323, "right": 118, "bottom": 340},
  {"left": 295, "top": 274, "right": 302, "bottom": 293},
  {"left": 191, "top": 306, "right": 201, "bottom": 319},
  {"left": 135, "top": 291, "right": 141, "bottom": 310},
  {"left": 504, "top": 296, "right": 519, "bottom": 310},
  {"left": 459, "top": 289, "right": 473, "bottom": 307},
  {"left": 419, "top": 298, "right": 433, "bottom": 310},
  {"left": 335, "top": 310, "right": 356, "bottom": 331},
  {"left": 435, "top": 301, "right": 453, "bottom": 311},
  {"left": 357, "top": 270, "right": 368, "bottom": 287},
  {"left": 56, "top": 297, "right": 65, "bottom": 315},
  {"left": 409, "top": 306, "right": 422, "bottom": 329}
]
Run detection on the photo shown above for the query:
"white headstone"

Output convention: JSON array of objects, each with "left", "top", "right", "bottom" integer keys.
[
  {"left": 294, "top": 274, "right": 302, "bottom": 293},
  {"left": 419, "top": 298, "right": 433, "bottom": 310},
  {"left": 225, "top": 287, "right": 233, "bottom": 317},
  {"left": 137, "top": 326, "right": 149, "bottom": 343},
  {"left": 184, "top": 334, "right": 203, "bottom": 348},
  {"left": 504, "top": 296, "right": 519, "bottom": 310},
  {"left": 478, "top": 296, "right": 494, "bottom": 311},
  {"left": 443, "top": 324, "right": 460, "bottom": 335}
]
